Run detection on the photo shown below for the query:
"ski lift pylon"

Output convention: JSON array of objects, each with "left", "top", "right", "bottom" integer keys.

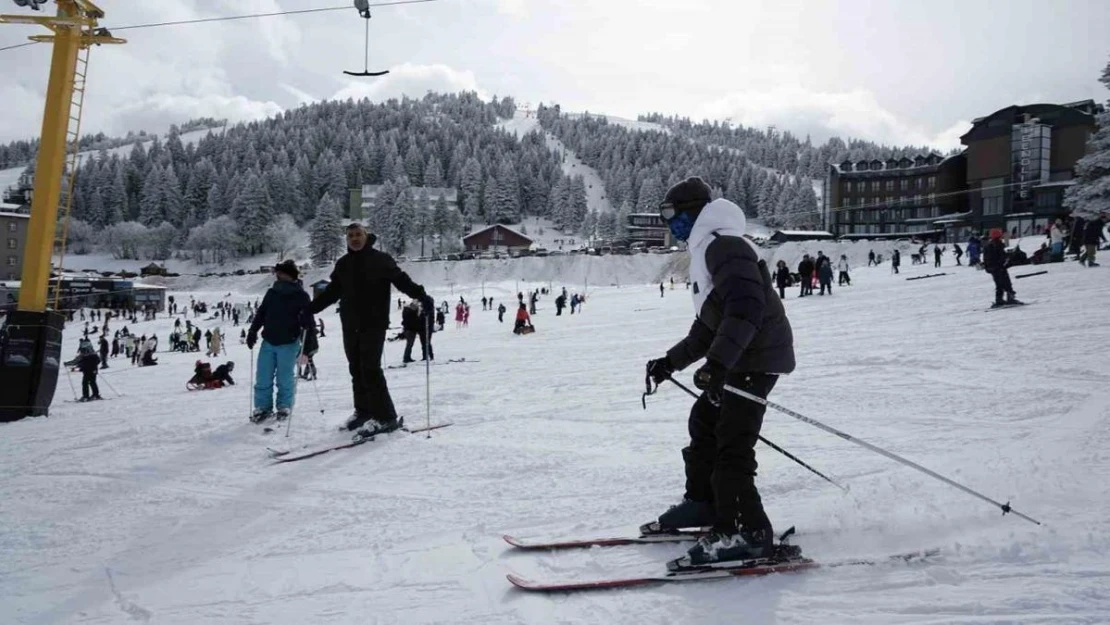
[{"left": 345, "top": 0, "right": 389, "bottom": 77}]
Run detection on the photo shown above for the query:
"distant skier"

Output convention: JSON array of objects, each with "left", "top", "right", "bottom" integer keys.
[
  {"left": 247, "top": 260, "right": 315, "bottom": 423},
  {"left": 660, "top": 283, "right": 665, "bottom": 298},
  {"left": 497, "top": 302, "right": 506, "bottom": 323},
  {"left": 891, "top": 249, "right": 901, "bottom": 274},
  {"left": 555, "top": 292, "right": 566, "bottom": 315},
  {"left": 309, "top": 223, "right": 434, "bottom": 438},
  {"left": 967, "top": 236, "right": 982, "bottom": 267},
  {"left": 647, "top": 177, "right": 796, "bottom": 568},
  {"left": 837, "top": 254, "right": 851, "bottom": 286},
  {"left": 435, "top": 307, "right": 445, "bottom": 331},
  {"left": 98, "top": 335, "right": 109, "bottom": 369},
  {"left": 797, "top": 255, "right": 814, "bottom": 297},
  {"left": 954, "top": 243, "right": 964, "bottom": 266},
  {"left": 77, "top": 345, "right": 102, "bottom": 401},
  {"left": 983, "top": 228, "right": 1020, "bottom": 307},
  {"left": 816, "top": 251, "right": 833, "bottom": 295},
  {"left": 934, "top": 245, "right": 943, "bottom": 268},
  {"left": 1082, "top": 213, "right": 1107, "bottom": 267}
]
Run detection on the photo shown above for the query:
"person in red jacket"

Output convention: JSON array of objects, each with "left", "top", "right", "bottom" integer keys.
[{"left": 513, "top": 303, "right": 533, "bottom": 335}]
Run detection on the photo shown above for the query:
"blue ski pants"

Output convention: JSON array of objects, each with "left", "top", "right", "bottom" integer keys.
[{"left": 254, "top": 339, "right": 300, "bottom": 412}]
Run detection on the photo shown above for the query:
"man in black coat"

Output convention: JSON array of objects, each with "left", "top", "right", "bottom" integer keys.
[
  {"left": 797, "top": 255, "right": 814, "bottom": 297},
  {"left": 77, "top": 347, "right": 102, "bottom": 401},
  {"left": 310, "top": 223, "right": 434, "bottom": 436},
  {"left": 983, "top": 228, "right": 1020, "bottom": 307},
  {"left": 645, "top": 177, "right": 796, "bottom": 569}
]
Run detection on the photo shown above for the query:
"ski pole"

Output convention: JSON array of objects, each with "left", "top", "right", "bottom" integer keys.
[
  {"left": 424, "top": 313, "right": 432, "bottom": 438},
  {"left": 248, "top": 344, "right": 255, "bottom": 422},
  {"left": 98, "top": 373, "right": 122, "bottom": 398},
  {"left": 287, "top": 329, "right": 306, "bottom": 438},
  {"left": 665, "top": 377, "right": 848, "bottom": 493},
  {"left": 722, "top": 383, "right": 1042, "bottom": 526}
]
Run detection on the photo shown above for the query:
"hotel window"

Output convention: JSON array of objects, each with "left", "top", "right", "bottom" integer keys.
[
  {"left": 915, "top": 178, "right": 923, "bottom": 189},
  {"left": 886, "top": 196, "right": 894, "bottom": 206},
  {"left": 7, "top": 238, "right": 15, "bottom": 249},
  {"left": 871, "top": 180, "right": 880, "bottom": 192},
  {"left": 885, "top": 180, "right": 894, "bottom": 191},
  {"left": 928, "top": 176, "right": 936, "bottom": 189},
  {"left": 983, "top": 197, "right": 1003, "bottom": 215},
  {"left": 7, "top": 255, "right": 16, "bottom": 266},
  {"left": 900, "top": 179, "right": 909, "bottom": 191},
  {"left": 7, "top": 223, "right": 16, "bottom": 232}
]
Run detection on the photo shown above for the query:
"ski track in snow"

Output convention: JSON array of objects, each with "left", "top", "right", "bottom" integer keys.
[
  {"left": 498, "top": 111, "right": 614, "bottom": 216},
  {"left": 2, "top": 260, "right": 1110, "bottom": 624}
]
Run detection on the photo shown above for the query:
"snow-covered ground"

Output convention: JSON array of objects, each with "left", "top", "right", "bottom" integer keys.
[{"left": 3, "top": 254, "right": 1109, "bottom": 624}]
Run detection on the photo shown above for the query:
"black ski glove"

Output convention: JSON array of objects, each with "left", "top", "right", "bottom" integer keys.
[
  {"left": 246, "top": 330, "right": 257, "bottom": 350},
  {"left": 693, "top": 360, "right": 727, "bottom": 404},
  {"left": 646, "top": 356, "right": 675, "bottom": 385}
]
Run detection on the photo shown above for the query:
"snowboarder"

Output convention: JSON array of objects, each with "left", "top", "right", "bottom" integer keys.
[
  {"left": 647, "top": 177, "right": 796, "bottom": 567},
  {"left": 247, "top": 260, "right": 316, "bottom": 423},
  {"left": 983, "top": 228, "right": 1020, "bottom": 307},
  {"left": 836, "top": 254, "right": 851, "bottom": 286},
  {"left": 77, "top": 346, "right": 102, "bottom": 401},
  {"left": 497, "top": 302, "right": 506, "bottom": 323},
  {"left": 309, "top": 223, "right": 433, "bottom": 437}
]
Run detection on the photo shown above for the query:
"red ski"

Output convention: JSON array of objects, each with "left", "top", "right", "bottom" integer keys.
[
  {"left": 269, "top": 422, "right": 453, "bottom": 464},
  {"left": 503, "top": 530, "right": 708, "bottom": 550},
  {"left": 506, "top": 548, "right": 938, "bottom": 593}
]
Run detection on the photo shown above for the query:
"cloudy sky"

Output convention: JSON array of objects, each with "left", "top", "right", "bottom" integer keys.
[{"left": 0, "top": 0, "right": 1106, "bottom": 151}]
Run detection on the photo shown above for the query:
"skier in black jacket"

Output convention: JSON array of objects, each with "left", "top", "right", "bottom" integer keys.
[
  {"left": 1082, "top": 214, "right": 1106, "bottom": 267},
  {"left": 77, "top": 347, "right": 102, "bottom": 401},
  {"left": 310, "top": 223, "right": 434, "bottom": 437},
  {"left": 645, "top": 177, "right": 796, "bottom": 569},
  {"left": 983, "top": 228, "right": 1020, "bottom": 307}
]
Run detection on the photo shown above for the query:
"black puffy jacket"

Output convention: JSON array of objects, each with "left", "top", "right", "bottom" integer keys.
[
  {"left": 310, "top": 240, "right": 429, "bottom": 332},
  {"left": 983, "top": 238, "right": 1007, "bottom": 271},
  {"left": 249, "top": 280, "right": 314, "bottom": 346},
  {"left": 1084, "top": 218, "right": 1107, "bottom": 245},
  {"left": 666, "top": 199, "right": 795, "bottom": 375}
]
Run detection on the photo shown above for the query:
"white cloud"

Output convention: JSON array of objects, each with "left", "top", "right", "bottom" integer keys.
[
  {"left": 331, "top": 63, "right": 487, "bottom": 103},
  {"left": 108, "top": 93, "right": 282, "bottom": 137},
  {"left": 700, "top": 85, "right": 971, "bottom": 151}
]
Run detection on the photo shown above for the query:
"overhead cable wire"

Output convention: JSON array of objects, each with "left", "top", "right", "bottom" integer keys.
[{"left": 110, "top": 0, "right": 441, "bottom": 31}]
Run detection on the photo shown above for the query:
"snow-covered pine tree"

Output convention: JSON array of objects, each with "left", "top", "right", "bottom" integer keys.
[
  {"left": 265, "top": 213, "right": 301, "bottom": 260},
  {"left": 139, "top": 164, "right": 165, "bottom": 227},
  {"left": 103, "top": 164, "right": 127, "bottom": 226},
  {"left": 404, "top": 144, "right": 424, "bottom": 186},
  {"left": 161, "top": 164, "right": 186, "bottom": 228},
  {"left": 1065, "top": 58, "right": 1110, "bottom": 218},
  {"left": 636, "top": 177, "right": 662, "bottom": 214},
  {"left": 615, "top": 200, "right": 631, "bottom": 240},
  {"left": 581, "top": 209, "right": 598, "bottom": 240},
  {"left": 482, "top": 175, "right": 496, "bottom": 225},
  {"left": 493, "top": 159, "right": 521, "bottom": 224},
  {"left": 232, "top": 173, "right": 272, "bottom": 255},
  {"left": 460, "top": 158, "right": 483, "bottom": 218},
  {"left": 310, "top": 192, "right": 343, "bottom": 266},
  {"left": 432, "top": 192, "right": 451, "bottom": 243},
  {"left": 424, "top": 155, "right": 445, "bottom": 189},
  {"left": 86, "top": 188, "right": 105, "bottom": 228},
  {"left": 387, "top": 178, "right": 415, "bottom": 255}
]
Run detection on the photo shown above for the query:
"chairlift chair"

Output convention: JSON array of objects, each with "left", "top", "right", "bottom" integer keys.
[{"left": 345, "top": 0, "right": 389, "bottom": 77}]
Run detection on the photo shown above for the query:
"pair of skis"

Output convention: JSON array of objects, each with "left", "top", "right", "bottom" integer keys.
[
  {"left": 503, "top": 527, "right": 938, "bottom": 592},
  {"left": 267, "top": 422, "right": 453, "bottom": 463}
]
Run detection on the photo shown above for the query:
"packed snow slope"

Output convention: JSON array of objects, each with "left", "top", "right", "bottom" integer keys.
[{"left": 3, "top": 260, "right": 1110, "bottom": 624}]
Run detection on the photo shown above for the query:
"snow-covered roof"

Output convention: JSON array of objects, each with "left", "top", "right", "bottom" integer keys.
[
  {"left": 775, "top": 230, "right": 834, "bottom": 236},
  {"left": 1034, "top": 180, "right": 1077, "bottom": 188},
  {"left": 462, "top": 223, "right": 533, "bottom": 243}
]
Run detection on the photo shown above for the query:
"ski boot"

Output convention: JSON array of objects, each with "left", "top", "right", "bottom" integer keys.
[
  {"left": 667, "top": 527, "right": 798, "bottom": 571},
  {"left": 342, "top": 411, "right": 369, "bottom": 432},
  {"left": 250, "top": 409, "right": 273, "bottom": 424},
  {"left": 353, "top": 416, "right": 403, "bottom": 441},
  {"left": 640, "top": 498, "right": 714, "bottom": 536},
  {"left": 275, "top": 408, "right": 290, "bottom": 422}
]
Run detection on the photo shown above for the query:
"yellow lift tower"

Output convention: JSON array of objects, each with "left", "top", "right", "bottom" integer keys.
[{"left": 0, "top": 0, "right": 123, "bottom": 422}]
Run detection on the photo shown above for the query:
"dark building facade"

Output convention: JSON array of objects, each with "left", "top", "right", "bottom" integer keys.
[
  {"left": 959, "top": 100, "right": 1099, "bottom": 239},
  {"left": 827, "top": 152, "right": 967, "bottom": 241},
  {"left": 626, "top": 213, "right": 671, "bottom": 248},
  {"left": 826, "top": 99, "right": 1101, "bottom": 242}
]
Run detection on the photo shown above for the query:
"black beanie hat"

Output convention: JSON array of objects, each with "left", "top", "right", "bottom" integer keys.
[
  {"left": 663, "top": 176, "right": 712, "bottom": 212},
  {"left": 274, "top": 259, "right": 299, "bottom": 280}
]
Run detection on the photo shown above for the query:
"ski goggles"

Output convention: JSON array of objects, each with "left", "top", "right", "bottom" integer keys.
[{"left": 659, "top": 202, "right": 678, "bottom": 221}]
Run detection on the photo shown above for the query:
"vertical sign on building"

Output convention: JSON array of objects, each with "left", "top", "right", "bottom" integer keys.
[{"left": 1011, "top": 120, "right": 1051, "bottom": 210}]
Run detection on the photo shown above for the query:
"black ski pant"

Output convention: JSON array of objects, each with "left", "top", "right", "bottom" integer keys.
[
  {"left": 777, "top": 285, "right": 785, "bottom": 300},
  {"left": 838, "top": 271, "right": 851, "bottom": 286},
  {"left": 403, "top": 330, "right": 418, "bottom": 362},
  {"left": 342, "top": 326, "right": 397, "bottom": 421},
  {"left": 819, "top": 279, "right": 832, "bottom": 295},
  {"left": 81, "top": 372, "right": 100, "bottom": 399},
  {"left": 989, "top": 268, "right": 1014, "bottom": 302},
  {"left": 683, "top": 372, "right": 778, "bottom": 535},
  {"left": 405, "top": 327, "right": 432, "bottom": 360}
]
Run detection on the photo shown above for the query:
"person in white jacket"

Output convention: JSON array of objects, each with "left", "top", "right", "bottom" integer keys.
[
  {"left": 1048, "top": 219, "right": 1068, "bottom": 262},
  {"left": 837, "top": 255, "right": 851, "bottom": 286}
]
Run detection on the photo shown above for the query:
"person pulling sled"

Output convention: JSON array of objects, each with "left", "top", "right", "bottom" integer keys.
[{"left": 644, "top": 177, "right": 797, "bottom": 570}]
